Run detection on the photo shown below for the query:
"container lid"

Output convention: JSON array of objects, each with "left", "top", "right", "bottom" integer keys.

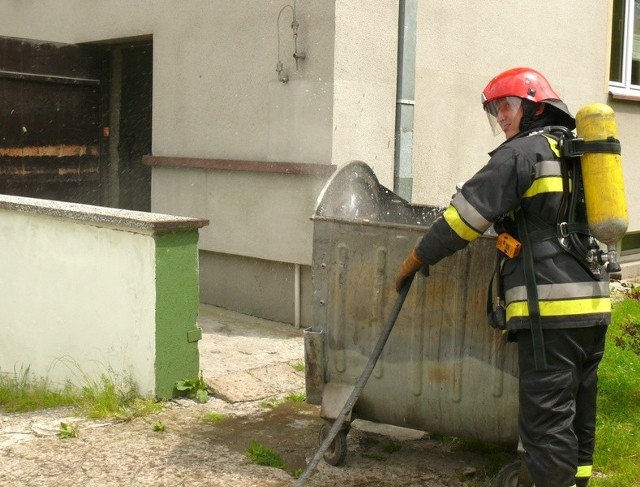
[{"left": 313, "top": 160, "right": 441, "bottom": 227}]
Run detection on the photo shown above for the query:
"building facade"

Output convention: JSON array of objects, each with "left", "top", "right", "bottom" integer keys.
[{"left": 1, "top": 1, "right": 638, "bottom": 326}]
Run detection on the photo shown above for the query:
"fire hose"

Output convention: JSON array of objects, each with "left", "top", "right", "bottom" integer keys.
[{"left": 294, "top": 274, "right": 415, "bottom": 486}]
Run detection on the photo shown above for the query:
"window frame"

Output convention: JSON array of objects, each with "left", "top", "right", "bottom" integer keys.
[{"left": 609, "top": 0, "right": 640, "bottom": 100}]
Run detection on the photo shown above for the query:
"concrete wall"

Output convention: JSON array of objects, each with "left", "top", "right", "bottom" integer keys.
[{"left": 0, "top": 195, "right": 206, "bottom": 399}]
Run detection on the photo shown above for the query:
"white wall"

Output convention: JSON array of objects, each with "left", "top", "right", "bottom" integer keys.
[
  {"left": 0, "top": 195, "right": 206, "bottom": 396},
  {"left": 0, "top": 204, "right": 156, "bottom": 393}
]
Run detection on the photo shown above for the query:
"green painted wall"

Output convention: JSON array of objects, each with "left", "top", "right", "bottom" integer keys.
[{"left": 154, "top": 230, "right": 202, "bottom": 399}]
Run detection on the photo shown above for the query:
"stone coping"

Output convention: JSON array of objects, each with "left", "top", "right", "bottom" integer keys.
[{"left": 0, "top": 194, "right": 209, "bottom": 234}]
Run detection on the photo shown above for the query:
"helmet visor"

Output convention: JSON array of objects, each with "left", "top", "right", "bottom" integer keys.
[{"left": 484, "top": 96, "right": 522, "bottom": 136}]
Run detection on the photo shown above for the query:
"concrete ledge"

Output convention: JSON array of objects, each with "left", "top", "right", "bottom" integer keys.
[
  {"left": 0, "top": 194, "right": 208, "bottom": 234},
  {"left": 620, "top": 261, "right": 640, "bottom": 280}
]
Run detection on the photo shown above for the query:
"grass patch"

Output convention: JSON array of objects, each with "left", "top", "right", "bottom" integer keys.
[
  {"left": 259, "top": 399, "right": 280, "bottom": 409},
  {"left": 245, "top": 440, "right": 286, "bottom": 470},
  {"left": 284, "top": 392, "right": 306, "bottom": 403},
  {"left": 591, "top": 295, "right": 640, "bottom": 486},
  {"left": 79, "top": 376, "right": 162, "bottom": 420},
  {"left": 259, "top": 392, "right": 306, "bottom": 409},
  {"left": 203, "top": 411, "right": 227, "bottom": 423},
  {"left": 0, "top": 366, "right": 78, "bottom": 413},
  {"left": 0, "top": 367, "right": 161, "bottom": 421}
]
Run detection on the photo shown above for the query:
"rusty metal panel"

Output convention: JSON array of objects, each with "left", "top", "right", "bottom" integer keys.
[
  {"left": 0, "top": 36, "right": 106, "bottom": 204},
  {"left": 308, "top": 161, "right": 519, "bottom": 444}
]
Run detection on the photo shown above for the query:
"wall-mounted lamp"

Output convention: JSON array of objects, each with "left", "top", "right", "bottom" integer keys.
[{"left": 276, "top": 1, "right": 306, "bottom": 83}]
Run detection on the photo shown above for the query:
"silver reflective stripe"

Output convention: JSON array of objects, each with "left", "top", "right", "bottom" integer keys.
[
  {"left": 451, "top": 192, "right": 492, "bottom": 233},
  {"left": 506, "top": 281, "right": 610, "bottom": 303},
  {"left": 534, "top": 159, "right": 562, "bottom": 178}
]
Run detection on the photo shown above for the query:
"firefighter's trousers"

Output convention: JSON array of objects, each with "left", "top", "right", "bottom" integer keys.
[{"left": 516, "top": 326, "right": 607, "bottom": 487}]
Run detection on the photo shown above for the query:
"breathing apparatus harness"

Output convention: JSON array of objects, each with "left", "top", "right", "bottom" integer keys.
[
  {"left": 534, "top": 126, "right": 622, "bottom": 276},
  {"left": 488, "top": 126, "right": 622, "bottom": 370}
]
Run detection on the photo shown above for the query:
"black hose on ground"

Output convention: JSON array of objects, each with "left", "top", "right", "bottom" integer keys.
[{"left": 294, "top": 274, "right": 415, "bottom": 486}]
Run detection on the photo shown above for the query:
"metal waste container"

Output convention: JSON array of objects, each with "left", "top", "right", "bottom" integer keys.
[{"left": 304, "top": 161, "right": 519, "bottom": 462}]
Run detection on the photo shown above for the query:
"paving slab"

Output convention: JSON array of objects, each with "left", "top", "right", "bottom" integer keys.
[{"left": 197, "top": 304, "right": 305, "bottom": 402}]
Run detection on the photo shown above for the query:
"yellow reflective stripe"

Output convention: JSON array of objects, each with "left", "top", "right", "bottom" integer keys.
[
  {"left": 543, "top": 134, "right": 561, "bottom": 157},
  {"left": 451, "top": 193, "right": 492, "bottom": 232},
  {"left": 443, "top": 205, "right": 482, "bottom": 242},
  {"left": 523, "top": 176, "right": 564, "bottom": 198},
  {"left": 506, "top": 297, "right": 611, "bottom": 320},
  {"left": 576, "top": 465, "right": 592, "bottom": 478}
]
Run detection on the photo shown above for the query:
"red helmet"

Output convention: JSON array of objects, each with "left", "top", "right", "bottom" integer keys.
[
  {"left": 481, "top": 67, "right": 575, "bottom": 135},
  {"left": 481, "top": 67, "right": 561, "bottom": 107}
]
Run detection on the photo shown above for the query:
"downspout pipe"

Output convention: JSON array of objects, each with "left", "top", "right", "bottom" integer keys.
[
  {"left": 294, "top": 263, "right": 301, "bottom": 328},
  {"left": 394, "top": 0, "right": 417, "bottom": 201}
]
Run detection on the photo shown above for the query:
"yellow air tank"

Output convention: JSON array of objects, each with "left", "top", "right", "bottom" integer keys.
[{"left": 575, "top": 103, "right": 628, "bottom": 247}]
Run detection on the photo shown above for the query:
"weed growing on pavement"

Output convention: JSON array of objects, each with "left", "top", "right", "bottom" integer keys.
[
  {"left": 79, "top": 375, "right": 161, "bottom": 421},
  {"left": 57, "top": 422, "right": 78, "bottom": 439},
  {"left": 291, "top": 362, "right": 305, "bottom": 372},
  {"left": 260, "top": 392, "right": 306, "bottom": 409},
  {"left": 245, "top": 440, "right": 286, "bottom": 470},
  {"left": 152, "top": 421, "right": 166, "bottom": 432},
  {"left": 175, "top": 370, "right": 211, "bottom": 403},
  {"left": 259, "top": 398, "right": 279, "bottom": 409},
  {"left": 202, "top": 411, "right": 227, "bottom": 423},
  {"left": 284, "top": 392, "right": 306, "bottom": 402}
]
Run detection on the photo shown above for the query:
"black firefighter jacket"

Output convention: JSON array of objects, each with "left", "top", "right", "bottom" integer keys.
[{"left": 415, "top": 130, "right": 611, "bottom": 331}]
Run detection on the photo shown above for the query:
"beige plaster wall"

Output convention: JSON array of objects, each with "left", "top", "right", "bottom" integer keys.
[
  {"left": 412, "top": 1, "right": 620, "bottom": 209},
  {"left": 331, "top": 0, "right": 399, "bottom": 188}
]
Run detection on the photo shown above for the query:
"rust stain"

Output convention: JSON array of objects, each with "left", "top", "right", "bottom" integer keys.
[
  {"left": 0, "top": 145, "right": 99, "bottom": 157},
  {"left": 428, "top": 364, "right": 450, "bottom": 384}
]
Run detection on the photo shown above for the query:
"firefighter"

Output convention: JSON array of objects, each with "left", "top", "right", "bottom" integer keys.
[{"left": 395, "top": 67, "right": 610, "bottom": 487}]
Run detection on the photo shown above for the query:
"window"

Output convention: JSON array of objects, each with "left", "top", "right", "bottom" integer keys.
[{"left": 610, "top": 0, "right": 640, "bottom": 97}]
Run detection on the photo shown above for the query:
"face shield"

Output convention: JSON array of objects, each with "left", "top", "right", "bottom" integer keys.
[{"left": 483, "top": 96, "right": 522, "bottom": 136}]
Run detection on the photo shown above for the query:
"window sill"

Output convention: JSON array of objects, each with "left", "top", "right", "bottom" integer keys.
[{"left": 609, "top": 86, "right": 640, "bottom": 101}]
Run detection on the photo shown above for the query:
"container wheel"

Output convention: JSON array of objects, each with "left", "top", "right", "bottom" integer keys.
[
  {"left": 318, "top": 422, "right": 348, "bottom": 467},
  {"left": 493, "top": 459, "right": 521, "bottom": 487}
]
